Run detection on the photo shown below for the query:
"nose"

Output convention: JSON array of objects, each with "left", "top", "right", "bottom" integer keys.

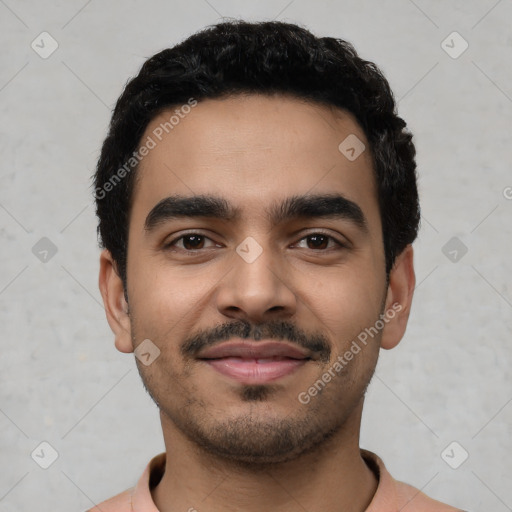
[{"left": 214, "top": 238, "right": 297, "bottom": 324}]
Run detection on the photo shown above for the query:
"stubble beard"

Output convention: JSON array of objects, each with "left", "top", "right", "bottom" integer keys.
[{"left": 136, "top": 353, "right": 377, "bottom": 470}]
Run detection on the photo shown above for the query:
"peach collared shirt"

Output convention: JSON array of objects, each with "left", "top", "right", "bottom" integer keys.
[{"left": 88, "top": 450, "right": 463, "bottom": 511}]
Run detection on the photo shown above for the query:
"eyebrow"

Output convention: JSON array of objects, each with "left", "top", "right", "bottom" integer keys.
[{"left": 144, "top": 193, "right": 369, "bottom": 234}]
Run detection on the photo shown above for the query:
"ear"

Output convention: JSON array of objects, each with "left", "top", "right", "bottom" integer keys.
[
  {"left": 380, "top": 244, "right": 416, "bottom": 350},
  {"left": 98, "top": 249, "right": 133, "bottom": 353}
]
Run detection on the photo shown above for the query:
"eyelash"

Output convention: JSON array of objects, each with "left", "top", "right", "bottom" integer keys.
[{"left": 163, "top": 231, "right": 347, "bottom": 253}]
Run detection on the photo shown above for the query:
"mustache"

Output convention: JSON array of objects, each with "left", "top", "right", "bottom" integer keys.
[{"left": 181, "top": 320, "right": 331, "bottom": 363}]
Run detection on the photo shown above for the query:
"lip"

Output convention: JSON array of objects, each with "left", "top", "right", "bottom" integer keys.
[
  {"left": 204, "top": 357, "right": 308, "bottom": 384},
  {"left": 198, "top": 339, "right": 312, "bottom": 384},
  {"left": 197, "top": 339, "right": 313, "bottom": 360}
]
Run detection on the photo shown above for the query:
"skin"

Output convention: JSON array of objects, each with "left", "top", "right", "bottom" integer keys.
[{"left": 99, "top": 94, "right": 415, "bottom": 512}]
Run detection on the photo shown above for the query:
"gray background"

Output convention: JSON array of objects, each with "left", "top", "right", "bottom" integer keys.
[{"left": 1, "top": 0, "right": 511, "bottom": 511}]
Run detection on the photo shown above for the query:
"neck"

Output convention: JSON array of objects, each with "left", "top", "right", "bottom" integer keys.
[{"left": 152, "top": 404, "right": 378, "bottom": 512}]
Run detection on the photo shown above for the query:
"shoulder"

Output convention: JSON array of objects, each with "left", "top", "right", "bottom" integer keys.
[
  {"left": 85, "top": 488, "right": 133, "bottom": 512},
  {"left": 394, "top": 479, "right": 464, "bottom": 511},
  {"left": 83, "top": 452, "right": 165, "bottom": 512},
  {"left": 361, "top": 449, "right": 464, "bottom": 512}
]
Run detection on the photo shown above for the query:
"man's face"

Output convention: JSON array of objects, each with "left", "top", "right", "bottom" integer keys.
[{"left": 110, "top": 94, "right": 403, "bottom": 465}]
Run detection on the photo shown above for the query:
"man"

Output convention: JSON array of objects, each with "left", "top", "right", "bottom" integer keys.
[{"left": 92, "top": 20, "right": 462, "bottom": 512}]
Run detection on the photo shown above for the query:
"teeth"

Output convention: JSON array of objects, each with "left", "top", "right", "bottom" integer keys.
[{"left": 256, "top": 358, "right": 276, "bottom": 363}]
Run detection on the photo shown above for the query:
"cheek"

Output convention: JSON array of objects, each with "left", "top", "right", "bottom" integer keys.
[
  {"left": 299, "top": 264, "right": 385, "bottom": 346},
  {"left": 129, "top": 259, "right": 218, "bottom": 352}
]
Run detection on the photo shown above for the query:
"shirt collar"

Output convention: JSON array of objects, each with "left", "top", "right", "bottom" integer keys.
[{"left": 130, "top": 449, "right": 393, "bottom": 511}]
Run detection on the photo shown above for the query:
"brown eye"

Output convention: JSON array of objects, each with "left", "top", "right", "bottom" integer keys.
[
  {"left": 180, "top": 234, "right": 205, "bottom": 250},
  {"left": 164, "top": 233, "right": 218, "bottom": 251},
  {"left": 306, "top": 234, "right": 330, "bottom": 250},
  {"left": 295, "top": 232, "right": 345, "bottom": 251}
]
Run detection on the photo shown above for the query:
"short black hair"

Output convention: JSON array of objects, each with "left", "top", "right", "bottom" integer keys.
[{"left": 93, "top": 19, "right": 420, "bottom": 293}]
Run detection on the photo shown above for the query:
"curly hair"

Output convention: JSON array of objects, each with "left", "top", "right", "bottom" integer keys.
[{"left": 93, "top": 19, "right": 420, "bottom": 292}]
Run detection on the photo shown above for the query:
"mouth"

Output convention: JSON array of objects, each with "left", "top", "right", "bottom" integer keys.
[{"left": 197, "top": 340, "right": 313, "bottom": 384}]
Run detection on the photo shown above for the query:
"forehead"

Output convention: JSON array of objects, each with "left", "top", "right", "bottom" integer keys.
[{"left": 131, "top": 94, "right": 379, "bottom": 230}]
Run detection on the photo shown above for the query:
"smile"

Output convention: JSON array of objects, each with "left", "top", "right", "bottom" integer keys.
[
  {"left": 196, "top": 339, "right": 314, "bottom": 384},
  {"left": 202, "top": 356, "right": 310, "bottom": 384}
]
